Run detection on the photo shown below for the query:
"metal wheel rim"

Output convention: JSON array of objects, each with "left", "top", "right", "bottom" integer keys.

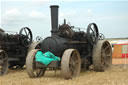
[
  {"left": 36, "top": 36, "right": 43, "bottom": 42},
  {"left": 19, "top": 27, "right": 33, "bottom": 47},
  {"left": 99, "top": 33, "right": 105, "bottom": 40},
  {"left": 26, "top": 49, "right": 46, "bottom": 78},
  {"left": 101, "top": 41, "right": 112, "bottom": 69},
  {"left": 0, "top": 50, "right": 8, "bottom": 76},
  {"left": 32, "top": 56, "right": 46, "bottom": 77},
  {"left": 69, "top": 51, "right": 80, "bottom": 77},
  {"left": 87, "top": 23, "right": 99, "bottom": 46},
  {"left": 61, "top": 49, "right": 81, "bottom": 79}
]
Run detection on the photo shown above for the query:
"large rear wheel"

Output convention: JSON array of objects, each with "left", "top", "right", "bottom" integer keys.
[
  {"left": 93, "top": 40, "right": 112, "bottom": 71},
  {"left": 61, "top": 49, "right": 81, "bottom": 79},
  {"left": 26, "top": 49, "right": 46, "bottom": 78},
  {"left": 0, "top": 50, "right": 8, "bottom": 76}
]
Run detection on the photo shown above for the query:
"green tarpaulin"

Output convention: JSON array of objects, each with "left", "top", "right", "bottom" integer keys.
[{"left": 35, "top": 51, "right": 60, "bottom": 66}]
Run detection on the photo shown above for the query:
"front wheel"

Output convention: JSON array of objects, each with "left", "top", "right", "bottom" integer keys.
[
  {"left": 26, "top": 49, "right": 46, "bottom": 78},
  {"left": 61, "top": 49, "right": 81, "bottom": 79}
]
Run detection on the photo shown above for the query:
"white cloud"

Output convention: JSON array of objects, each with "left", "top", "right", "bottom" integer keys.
[
  {"left": 59, "top": 10, "right": 77, "bottom": 18},
  {"left": 32, "top": 0, "right": 50, "bottom": 5},
  {"left": 94, "top": 16, "right": 128, "bottom": 21},
  {"left": 29, "top": 11, "right": 45, "bottom": 18},
  {"left": 3, "top": 0, "right": 31, "bottom": 1},
  {"left": 3, "top": 0, "right": 128, "bottom": 2},
  {"left": 59, "top": 11, "right": 77, "bottom": 24},
  {"left": 32, "top": 0, "right": 50, "bottom": 2},
  {"left": 87, "top": 9, "right": 92, "bottom": 13},
  {"left": 1, "top": 8, "right": 25, "bottom": 26},
  {"left": 5, "top": 8, "right": 21, "bottom": 16},
  {"left": 87, "top": 9, "right": 94, "bottom": 17}
]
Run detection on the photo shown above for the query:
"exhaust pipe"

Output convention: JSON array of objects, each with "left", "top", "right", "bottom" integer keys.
[{"left": 50, "top": 5, "right": 59, "bottom": 36}]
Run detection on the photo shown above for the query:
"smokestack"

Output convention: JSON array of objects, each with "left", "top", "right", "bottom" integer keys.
[{"left": 50, "top": 5, "right": 59, "bottom": 36}]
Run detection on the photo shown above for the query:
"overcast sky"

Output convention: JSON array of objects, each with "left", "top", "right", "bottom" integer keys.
[{"left": 0, "top": 0, "right": 128, "bottom": 40}]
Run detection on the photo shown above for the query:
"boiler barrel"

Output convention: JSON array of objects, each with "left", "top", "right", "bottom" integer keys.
[{"left": 40, "top": 36, "right": 68, "bottom": 57}]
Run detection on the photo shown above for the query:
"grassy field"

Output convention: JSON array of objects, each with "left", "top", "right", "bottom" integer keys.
[{"left": 0, "top": 65, "right": 128, "bottom": 85}]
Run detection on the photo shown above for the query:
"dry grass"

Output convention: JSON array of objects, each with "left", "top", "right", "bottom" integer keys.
[{"left": 0, "top": 65, "right": 128, "bottom": 85}]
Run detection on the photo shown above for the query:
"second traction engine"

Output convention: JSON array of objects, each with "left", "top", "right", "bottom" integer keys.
[{"left": 0, "top": 27, "right": 33, "bottom": 75}]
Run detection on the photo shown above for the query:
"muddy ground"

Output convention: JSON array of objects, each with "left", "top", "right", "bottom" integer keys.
[{"left": 0, "top": 65, "right": 128, "bottom": 85}]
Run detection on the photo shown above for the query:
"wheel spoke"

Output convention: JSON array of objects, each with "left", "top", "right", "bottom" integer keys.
[
  {"left": 101, "top": 56, "right": 105, "bottom": 65},
  {"left": 27, "top": 32, "right": 30, "bottom": 37},
  {"left": 22, "top": 38, "right": 28, "bottom": 46},
  {"left": 101, "top": 50, "right": 111, "bottom": 68},
  {"left": 24, "top": 28, "right": 28, "bottom": 36},
  {"left": 102, "top": 45, "right": 110, "bottom": 53},
  {"left": 105, "top": 60, "right": 109, "bottom": 67},
  {"left": 27, "top": 38, "right": 31, "bottom": 41},
  {"left": 72, "top": 52, "right": 76, "bottom": 57},
  {"left": 101, "top": 51, "right": 105, "bottom": 57},
  {"left": 69, "top": 64, "right": 75, "bottom": 76},
  {"left": 73, "top": 60, "right": 79, "bottom": 66},
  {"left": 69, "top": 65, "right": 73, "bottom": 75},
  {"left": 22, "top": 38, "right": 27, "bottom": 43},
  {"left": 36, "top": 69, "right": 41, "bottom": 76},
  {"left": 33, "top": 70, "right": 37, "bottom": 76},
  {"left": 90, "top": 28, "right": 94, "bottom": 33},
  {"left": 69, "top": 56, "right": 73, "bottom": 65},
  {"left": 69, "top": 51, "right": 79, "bottom": 77},
  {"left": 101, "top": 59, "right": 105, "bottom": 66}
]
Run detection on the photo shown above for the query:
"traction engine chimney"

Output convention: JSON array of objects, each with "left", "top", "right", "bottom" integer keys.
[{"left": 50, "top": 5, "right": 59, "bottom": 36}]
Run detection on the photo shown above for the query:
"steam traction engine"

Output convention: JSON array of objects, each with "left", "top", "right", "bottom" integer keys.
[
  {"left": 0, "top": 27, "right": 32, "bottom": 75},
  {"left": 26, "top": 5, "right": 112, "bottom": 79}
]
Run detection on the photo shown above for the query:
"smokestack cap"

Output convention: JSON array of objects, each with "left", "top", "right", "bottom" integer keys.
[{"left": 50, "top": 5, "right": 59, "bottom": 8}]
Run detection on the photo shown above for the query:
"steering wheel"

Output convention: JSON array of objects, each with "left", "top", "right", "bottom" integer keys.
[
  {"left": 87, "top": 23, "right": 99, "bottom": 46},
  {"left": 19, "top": 27, "right": 33, "bottom": 47},
  {"left": 36, "top": 36, "right": 43, "bottom": 42},
  {"left": 99, "top": 33, "right": 105, "bottom": 40}
]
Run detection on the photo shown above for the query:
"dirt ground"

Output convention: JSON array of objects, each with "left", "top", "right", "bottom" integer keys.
[
  {"left": 0, "top": 65, "right": 128, "bottom": 85},
  {"left": 112, "top": 58, "right": 128, "bottom": 64}
]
